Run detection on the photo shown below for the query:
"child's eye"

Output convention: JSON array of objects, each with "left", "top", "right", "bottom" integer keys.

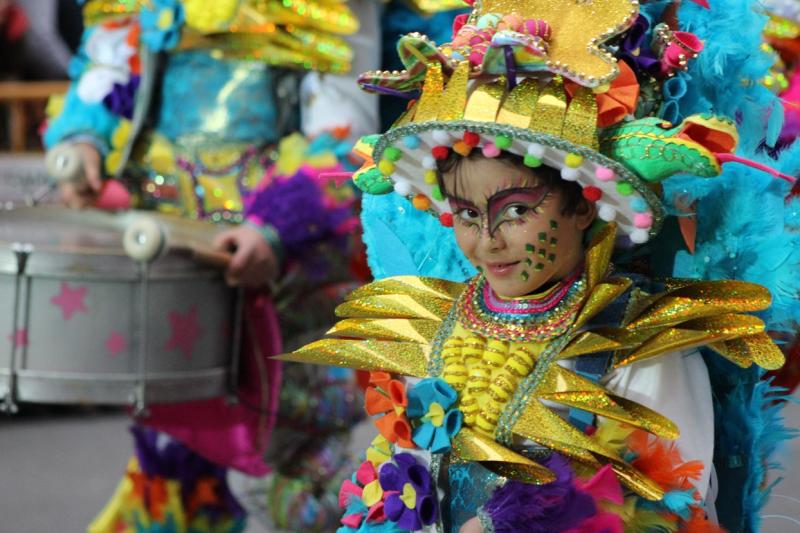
[
  {"left": 504, "top": 204, "right": 529, "bottom": 220},
  {"left": 456, "top": 208, "right": 481, "bottom": 224}
]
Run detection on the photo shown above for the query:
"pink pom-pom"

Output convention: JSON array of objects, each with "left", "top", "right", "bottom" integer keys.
[
  {"left": 482, "top": 142, "right": 501, "bottom": 158},
  {"left": 634, "top": 213, "right": 654, "bottom": 228},
  {"left": 595, "top": 166, "right": 615, "bottom": 182}
]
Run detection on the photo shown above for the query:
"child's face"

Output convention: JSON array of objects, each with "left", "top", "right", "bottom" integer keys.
[{"left": 444, "top": 157, "right": 595, "bottom": 298}]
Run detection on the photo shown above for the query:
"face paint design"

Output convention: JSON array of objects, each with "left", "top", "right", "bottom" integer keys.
[
  {"left": 550, "top": 220, "right": 558, "bottom": 230},
  {"left": 451, "top": 186, "right": 550, "bottom": 237}
]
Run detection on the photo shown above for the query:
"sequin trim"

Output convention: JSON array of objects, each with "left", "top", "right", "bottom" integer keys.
[{"left": 457, "top": 273, "right": 587, "bottom": 342}]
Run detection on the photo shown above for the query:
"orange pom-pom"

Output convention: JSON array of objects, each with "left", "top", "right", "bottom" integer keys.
[
  {"left": 412, "top": 194, "right": 432, "bottom": 211},
  {"left": 453, "top": 140, "right": 473, "bottom": 156}
]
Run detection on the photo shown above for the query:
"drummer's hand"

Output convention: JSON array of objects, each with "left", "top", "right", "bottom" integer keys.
[
  {"left": 214, "top": 225, "right": 279, "bottom": 288},
  {"left": 459, "top": 517, "right": 483, "bottom": 533},
  {"left": 59, "top": 142, "right": 103, "bottom": 209}
]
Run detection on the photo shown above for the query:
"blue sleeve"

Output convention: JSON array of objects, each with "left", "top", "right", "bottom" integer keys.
[{"left": 43, "top": 27, "right": 121, "bottom": 151}]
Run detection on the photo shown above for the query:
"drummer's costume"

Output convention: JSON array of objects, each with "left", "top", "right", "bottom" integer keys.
[
  {"left": 42, "top": 0, "right": 380, "bottom": 531},
  {"left": 278, "top": 0, "right": 800, "bottom": 531}
]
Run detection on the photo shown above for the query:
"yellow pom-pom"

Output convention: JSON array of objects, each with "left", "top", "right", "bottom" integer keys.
[
  {"left": 378, "top": 159, "right": 395, "bottom": 176},
  {"left": 565, "top": 153, "right": 584, "bottom": 168},
  {"left": 424, "top": 170, "right": 438, "bottom": 184}
]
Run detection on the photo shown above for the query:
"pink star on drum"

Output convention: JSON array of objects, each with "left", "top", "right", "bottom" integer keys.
[
  {"left": 165, "top": 305, "right": 203, "bottom": 360},
  {"left": 7, "top": 328, "right": 28, "bottom": 347},
  {"left": 105, "top": 331, "right": 127, "bottom": 358},
  {"left": 50, "top": 282, "right": 88, "bottom": 321}
]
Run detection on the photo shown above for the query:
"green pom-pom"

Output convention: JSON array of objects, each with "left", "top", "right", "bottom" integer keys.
[
  {"left": 431, "top": 185, "right": 445, "bottom": 201},
  {"left": 384, "top": 146, "right": 402, "bottom": 162},
  {"left": 524, "top": 154, "right": 542, "bottom": 167},
  {"left": 616, "top": 182, "right": 634, "bottom": 196},
  {"left": 495, "top": 135, "right": 513, "bottom": 149},
  {"left": 354, "top": 166, "right": 394, "bottom": 195}
]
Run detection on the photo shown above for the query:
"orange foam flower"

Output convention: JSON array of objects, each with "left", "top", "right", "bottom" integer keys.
[{"left": 364, "top": 371, "right": 415, "bottom": 448}]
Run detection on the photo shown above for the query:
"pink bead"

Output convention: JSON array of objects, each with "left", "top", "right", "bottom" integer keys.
[
  {"left": 634, "top": 213, "right": 654, "bottom": 228},
  {"left": 595, "top": 166, "right": 615, "bottom": 181},
  {"left": 482, "top": 142, "right": 501, "bottom": 158}
]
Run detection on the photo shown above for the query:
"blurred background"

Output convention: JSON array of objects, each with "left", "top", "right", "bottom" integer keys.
[{"left": 0, "top": 1, "right": 799, "bottom": 532}]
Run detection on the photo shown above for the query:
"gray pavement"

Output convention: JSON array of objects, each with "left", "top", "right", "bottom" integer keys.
[{"left": 0, "top": 401, "right": 798, "bottom": 533}]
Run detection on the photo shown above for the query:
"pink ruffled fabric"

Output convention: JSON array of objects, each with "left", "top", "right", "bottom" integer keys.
[{"left": 136, "top": 293, "right": 282, "bottom": 475}]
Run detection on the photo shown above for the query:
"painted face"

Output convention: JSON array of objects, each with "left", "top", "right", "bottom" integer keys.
[{"left": 443, "top": 156, "right": 595, "bottom": 298}]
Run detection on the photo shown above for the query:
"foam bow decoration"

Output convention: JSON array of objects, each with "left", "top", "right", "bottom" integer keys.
[
  {"left": 406, "top": 378, "right": 464, "bottom": 453},
  {"left": 365, "top": 371, "right": 416, "bottom": 448}
]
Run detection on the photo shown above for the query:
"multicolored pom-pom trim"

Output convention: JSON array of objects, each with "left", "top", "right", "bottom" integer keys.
[{"left": 375, "top": 125, "right": 660, "bottom": 237}]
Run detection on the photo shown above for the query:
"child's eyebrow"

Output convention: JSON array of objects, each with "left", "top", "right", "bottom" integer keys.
[
  {"left": 486, "top": 185, "right": 547, "bottom": 205},
  {"left": 448, "top": 195, "right": 479, "bottom": 208}
]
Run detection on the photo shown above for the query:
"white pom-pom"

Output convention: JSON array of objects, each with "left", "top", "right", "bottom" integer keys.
[
  {"left": 432, "top": 130, "right": 451, "bottom": 145},
  {"left": 630, "top": 228, "right": 650, "bottom": 244},
  {"left": 560, "top": 167, "right": 580, "bottom": 181},
  {"left": 598, "top": 203, "right": 616, "bottom": 222},
  {"left": 527, "top": 143, "right": 545, "bottom": 158},
  {"left": 422, "top": 156, "right": 436, "bottom": 170},
  {"left": 393, "top": 180, "right": 412, "bottom": 197}
]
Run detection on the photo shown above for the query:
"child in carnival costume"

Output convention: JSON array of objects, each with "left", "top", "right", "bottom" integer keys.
[
  {"left": 43, "top": 0, "right": 386, "bottom": 530},
  {"left": 280, "top": 0, "right": 798, "bottom": 530}
]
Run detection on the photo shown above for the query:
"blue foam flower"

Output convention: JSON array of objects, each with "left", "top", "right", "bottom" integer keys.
[
  {"left": 141, "top": 0, "right": 185, "bottom": 51},
  {"left": 406, "top": 378, "right": 463, "bottom": 454}
]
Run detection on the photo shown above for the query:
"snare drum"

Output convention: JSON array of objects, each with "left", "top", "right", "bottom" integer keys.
[{"left": 0, "top": 207, "right": 240, "bottom": 413}]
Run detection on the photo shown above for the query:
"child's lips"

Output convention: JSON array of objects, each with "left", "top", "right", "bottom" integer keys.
[{"left": 485, "top": 261, "right": 520, "bottom": 277}]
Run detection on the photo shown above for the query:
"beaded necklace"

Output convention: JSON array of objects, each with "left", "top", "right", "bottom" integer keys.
[{"left": 456, "top": 268, "right": 587, "bottom": 342}]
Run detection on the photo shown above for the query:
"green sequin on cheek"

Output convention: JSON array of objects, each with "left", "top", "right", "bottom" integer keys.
[
  {"left": 535, "top": 263, "right": 545, "bottom": 271},
  {"left": 538, "top": 232, "right": 547, "bottom": 243},
  {"left": 549, "top": 220, "right": 558, "bottom": 230},
  {"left": 520, "top": 270, "right": 530, "bottom": 281},
  {"left": 550, "top": 237, "right": 558, "bottom": 247},
  {"left": 525, "top": 258, "right": 533, "bottom": 266},
  {"left": 548, "top": 253, "right": 556, "bottom": 263},
  {"left": 525, "top": 243, "right": 535, "bottom": 253}
]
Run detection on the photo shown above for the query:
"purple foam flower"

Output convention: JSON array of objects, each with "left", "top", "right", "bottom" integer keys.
[
  {"left": 379, "top": 453, "right": 438, "bottom": 530},
  {"left": 103, "top": 75, "right": 140, "bottom": 119},
  {"left": 618, "top": 15, "right": 659, "bottom": 77}
]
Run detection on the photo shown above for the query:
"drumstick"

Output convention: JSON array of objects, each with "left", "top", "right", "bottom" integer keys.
[
  {"left": 182, "top": 243, "right": 232, "bottom": 269},
  {"left": 124, "top": 216, "right": 231, "bottom": 270}
]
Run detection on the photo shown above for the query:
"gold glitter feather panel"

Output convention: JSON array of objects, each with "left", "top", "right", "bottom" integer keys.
[
  {"left": 278, "top": 338, "right": 430, "bottom": 376},
  {"left": 557, "top": 330, "right": 632, "bottom": 359},
  {"left": 452, "top": 427, "right": 557, "bottom": 484},
  {"left": 626, "top": 281, "right": 772, "bottom": 330},
  {"left": 344, "top": 276, "right": 465, "bottom": 303},
  {"left": 571, "top": 277, "right": 633, "bottom": 331},
  {"left": 335, "top": 293, "right": 455, "bottom": 321},
  {"left": 709, "top": 333, "right": 785, "bottom": 370},
  {"left": 607, "top": 394, "right": 680, "bottom": 440},
  {"left": 584, "top": 223, "right": 616, "bottom": 289},
  {"left": 535, "top": 365, "right": 677, "bottom": 439},
  {"left": 513, "top": 399, "right": 619, "bottom": 463},
  {"left": 326, "top": 318, "right": 441, "bottom": 344}
]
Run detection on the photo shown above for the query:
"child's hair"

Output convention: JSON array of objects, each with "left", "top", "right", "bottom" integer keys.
[{"left": 435, "top": 149, "right": 591, "bottom": 216}]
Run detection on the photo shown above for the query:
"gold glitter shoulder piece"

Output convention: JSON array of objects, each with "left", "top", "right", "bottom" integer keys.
[
  {"left": 565, "top": 279, "right": 785, "bottom": 370},
  {"left": 277, "top": 276, "right": 466, "bottom": 377}
]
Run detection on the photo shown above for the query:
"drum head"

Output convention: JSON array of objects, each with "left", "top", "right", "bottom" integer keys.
[{"left": 0, "top": 206, "right": 230, "bottom": 278}]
